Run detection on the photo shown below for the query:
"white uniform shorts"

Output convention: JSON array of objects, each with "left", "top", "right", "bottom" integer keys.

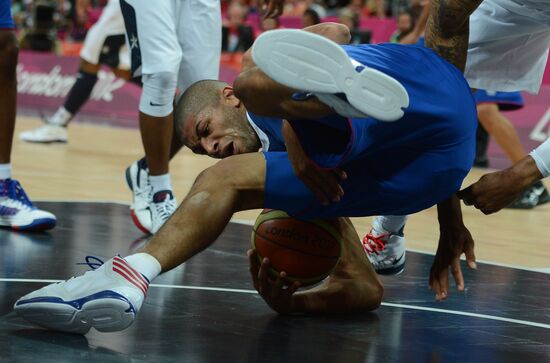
[
  {"left": 465, "top": 0, "right": 550, "bottom": 94},
  {"left": 119, "top": 0, "right": 221, "bottom": 93},
  {"left": 80, "top": 0, "right": 130, "bottom": 70}
]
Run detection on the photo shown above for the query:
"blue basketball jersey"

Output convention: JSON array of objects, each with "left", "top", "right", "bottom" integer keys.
[
  {"left": 257, "top": 42, "right": 477, "bottom": 219},
  {"left": 0, "top": 0, "right": 14, "bottom": 29}
]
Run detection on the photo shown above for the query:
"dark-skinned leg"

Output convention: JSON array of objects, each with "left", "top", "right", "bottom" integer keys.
[
  {"left": 142, "top": 152, "right": 266, "bottom": 271},
  {"left": 0, "top": 30, "right": 18, "bottom": 164},
  {"left": 234, "top": 66, "right": 333, "bottom": 120}
]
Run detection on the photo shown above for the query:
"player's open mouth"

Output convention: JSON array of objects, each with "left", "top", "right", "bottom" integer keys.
[{"left": 223, "top": 141, "right": 235, "bottom": 157}]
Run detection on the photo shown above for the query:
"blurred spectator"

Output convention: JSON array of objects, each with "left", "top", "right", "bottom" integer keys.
[
  {"left": 222, "top": 2, "right": 255, "bottom": 52},
  {"left": 339, "top": 7, "right": 371, "bottom": 43},
  {"left": 19, "top": 0, "right": 60, "bottom": 52},
  {"left": 305, "top": 0, "right": 327, "bottom": 18},
  {"left": 302, "top": 8, "right": 320, "bottom": 27},
  {"left": 365, "top": 0, "right": 386, "bottom": 18},
  {"left": 389, "top": 10, "right": 412, "bottom": 42},
  {"left": 259, "top": 16, "right": 281, "bottom": 33},
  {"left": 347, "top": 0, "right": 370, "bottom": 17}
]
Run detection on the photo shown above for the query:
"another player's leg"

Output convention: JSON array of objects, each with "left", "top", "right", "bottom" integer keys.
[
  {"left": 20, "top": 59, "right": 100, "bottom": 143},
  {"left": 121, "top": 0, "right": 183, "bottom": 234},
  {"left": 0, "top": 28, "right": 56, "bottom": 231},
  {"left": 14, "top": 153, "right": 266, "bottom": 332},
  {"left": 363, "top": 215, "right": 407, "bottom": 275},
  {"left": 250, "top": 28, "right": 409, "bottom": 121}
]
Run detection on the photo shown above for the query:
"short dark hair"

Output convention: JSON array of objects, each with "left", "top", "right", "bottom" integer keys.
[{"left": 174, "top": 79, "right": 228, "bottom": 139}]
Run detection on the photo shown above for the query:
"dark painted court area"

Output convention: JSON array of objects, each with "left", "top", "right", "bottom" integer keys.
[{"left": 1, "top": 202, "right": 549, "bottom": 363}]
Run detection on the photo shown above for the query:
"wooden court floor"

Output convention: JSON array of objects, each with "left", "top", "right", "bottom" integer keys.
[{"left": 10, "top": 115, "right": 550, "bottom": 270}]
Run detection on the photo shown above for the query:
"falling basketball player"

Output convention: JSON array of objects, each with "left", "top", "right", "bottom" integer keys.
[{"left": 14, "top": 0, "right": 483, "bottom": 332}]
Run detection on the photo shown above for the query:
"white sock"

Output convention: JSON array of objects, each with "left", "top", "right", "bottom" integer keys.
[
  {"left": 48, "top": 107, "right": 72, "bottom": 126},
  {"left": 373, "top": 215, "right": 408, "bottom": 235},
  {"left": 149, "top": 173, "right": 172, "bottom": 194},
  {"left": 0, "top": 163, "right": 12, "bottom": 180},
  {"left": 124, "top": 253, "right": 162, "bottom": 282}
]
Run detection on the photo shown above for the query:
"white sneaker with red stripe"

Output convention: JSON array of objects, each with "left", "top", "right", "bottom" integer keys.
[
  {"left": 14, "top": 256, "right": 148, "bottom": 334},
  {"left": 362, "top": 229, "right": 406, "bottom": 275}
]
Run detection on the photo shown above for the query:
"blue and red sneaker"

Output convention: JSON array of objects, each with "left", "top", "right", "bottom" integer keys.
[{"left": 0, "top": 179, "right": 56, "bottom": 231}]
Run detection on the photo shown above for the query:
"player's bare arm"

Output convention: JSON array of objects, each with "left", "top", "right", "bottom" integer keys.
[
  {"left": 424, "top": 0, "right": 484, "bottom": 72},
  {"left": 423, "top": 0, "right": 483, "bottom": 300}
]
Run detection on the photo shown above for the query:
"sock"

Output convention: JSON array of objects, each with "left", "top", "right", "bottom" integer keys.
[
  {"left": 149, "top": 173, "right": 172, "bottom": 194},
  {"left": 0, "top": 163, "right": 12, "bottom": 180},
  {"left": 48, "top": 106, "right": 73, "bottom": 126},
  {"left": 124, "top": 253, "right": 162, "bottom": 282},
  {"left": 373, "top": 215, "right": 408, "bottom": 236},
  {"left": 62, "top": 69, "right": 98, "bottom": 116}
]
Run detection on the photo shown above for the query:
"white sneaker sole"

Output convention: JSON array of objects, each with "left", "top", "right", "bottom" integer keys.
[
  {"left": 15, "top": 294, "right": 136, "bottom": 334},
  {"left": 252, "top": 29, "right": 409, "bottom": 121}
]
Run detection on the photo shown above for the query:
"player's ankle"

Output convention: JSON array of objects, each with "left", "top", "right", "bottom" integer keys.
[{"left": 124, "top": 253, "right": 162, "bottom": 281}]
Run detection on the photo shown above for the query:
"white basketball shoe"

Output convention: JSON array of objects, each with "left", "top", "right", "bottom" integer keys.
[
  {"left": 125, "top": 159, "right": 153, "bottom": 234},
  {"left": 252, "top": 29, "right": 409, "bottom": 121},
  {"left": 20, "top": 124, "right": 68, "bottom": 143},
  {"left": 14, "top": 256, "right": 148, "bottom": 334},
  {"left": 362, "top": 228, "right": 406, "bottom": 275}
]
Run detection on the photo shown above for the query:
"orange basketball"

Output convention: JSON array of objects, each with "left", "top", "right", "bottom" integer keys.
[{"left": 251, "top": 209, "right": 342, "bottom": 286}]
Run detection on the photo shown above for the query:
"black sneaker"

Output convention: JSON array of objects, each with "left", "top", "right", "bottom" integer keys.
[
  {"left": 534, "top": 181, "right": 550, "bottom": 206},
  {"left": 507, "top": 181, "right": 548, "bottom": 209}
]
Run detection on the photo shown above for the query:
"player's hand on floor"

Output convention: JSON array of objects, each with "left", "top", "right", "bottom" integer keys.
[
  {"left": 429, "top": 224, "right": 476, "bottom": 301},
  {"left": 282, "top": 120, "right": 347, "bottom": 206},
  {"left": 457, "top": 169, "right": 525, "bottom": 214},
  {"left": 248, "top": 249, "right": 301, "bottom": 314}
]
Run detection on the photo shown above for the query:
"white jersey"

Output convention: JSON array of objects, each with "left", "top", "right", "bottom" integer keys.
[
  {"left": 80, "top": 0, "right": 130, "bottom": 70},
  {"left": 465, "top": 0, "right": 550, "bottom": 93}
]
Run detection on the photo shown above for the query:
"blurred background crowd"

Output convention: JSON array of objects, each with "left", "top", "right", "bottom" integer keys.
[{"left": 10, "top": 0, "right": 424, "bottom": 54}]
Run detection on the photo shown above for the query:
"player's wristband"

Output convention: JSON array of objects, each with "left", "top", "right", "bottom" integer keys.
[{"left": 529, "top": 138, "right": 550, "bottom": 178}]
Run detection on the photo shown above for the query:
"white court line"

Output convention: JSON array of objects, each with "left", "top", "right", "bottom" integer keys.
[{"left": 3, "top": 278, "right": 549, "bottom": 330}]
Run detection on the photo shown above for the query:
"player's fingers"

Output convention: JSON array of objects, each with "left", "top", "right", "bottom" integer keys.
[
  {"left": 465, "top": 241, "right": 477, "bottom": 270},
  {"left": 303, "top": 173, "right": 332, "bottom": 205},
  {"left": 456, "top": 186, "right": 474, "bottom": 205},
  {"left": 247, "top": 250, "right": 260, "bottom": 291},
  {"left": 288, "top": 280, "right": 301, "bottom": 295},
  {"left": 333, "top": 168, "right": 347, "bottom": 182},
  {"left": 437, "top": 268, "right": 449, "bottom": 301},
  {"left": 451, "top": 258, "right": 464, "bottom": 291},
  {"left": 312, "top": 170, "right": 342, "bottom": 202},
  {"left": 258, "top": 257, "right": 271, "bottom": 294},
  {"left": 272, "top": 273, "right": 284, "bottom": 297}
]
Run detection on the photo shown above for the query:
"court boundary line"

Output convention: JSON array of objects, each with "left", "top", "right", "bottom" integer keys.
[
  {"left": 2, "top": 277, "right": 549, "bottom": 330},
  {"left": 30, "top": 200, "right": 550, "bottom": 274}
]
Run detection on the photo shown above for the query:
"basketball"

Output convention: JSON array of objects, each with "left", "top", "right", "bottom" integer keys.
[{"left": 251, "top": 209, "right": 342, "bottom": 286}]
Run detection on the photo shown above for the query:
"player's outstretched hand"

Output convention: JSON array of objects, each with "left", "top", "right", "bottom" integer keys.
[
  {"left": 248, "top": 249, "right": 301, "bottom": 314},
  {"left": 458, "top": 169, "right": 527, "bottom": 215},
  {"left": 261, "top": 0, "right": 284, "bottom": 18},
  {"left": 429, "top": 224, "right": 477, "bottom": 301},
  {"left": 282, "top": 120, "right": 347, "bottom": 205}
]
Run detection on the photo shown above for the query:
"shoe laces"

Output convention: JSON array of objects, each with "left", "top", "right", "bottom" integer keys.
[
  {"left": 362, "top": 232, "right": 388, "bottom": 256},
  {"left": 0, "top": 179, "right": 35, "bottom": 210},
  {"left": 76, "top": 255, "right": 105, "bottom": 270},
  {"left": 153, "top": 191, "right": 176, "bottom": 222}
]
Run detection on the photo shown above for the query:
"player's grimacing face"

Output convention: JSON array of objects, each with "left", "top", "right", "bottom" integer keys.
[{"left": 183, "top": 105, "right": 261, "bottom": 159}]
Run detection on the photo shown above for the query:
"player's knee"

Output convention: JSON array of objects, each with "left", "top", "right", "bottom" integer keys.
[
  {"left": 139, "top": 72, "right": 177, "bottom": 117},
  {"left": 194, "top": 160, "right": 238, "bottom": 191},
  {"left": 365, "top": 281, "right": 384, "bottom": 310},
  {"left": 0, "top": 32, "right": 18, "bottom": 70}
]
